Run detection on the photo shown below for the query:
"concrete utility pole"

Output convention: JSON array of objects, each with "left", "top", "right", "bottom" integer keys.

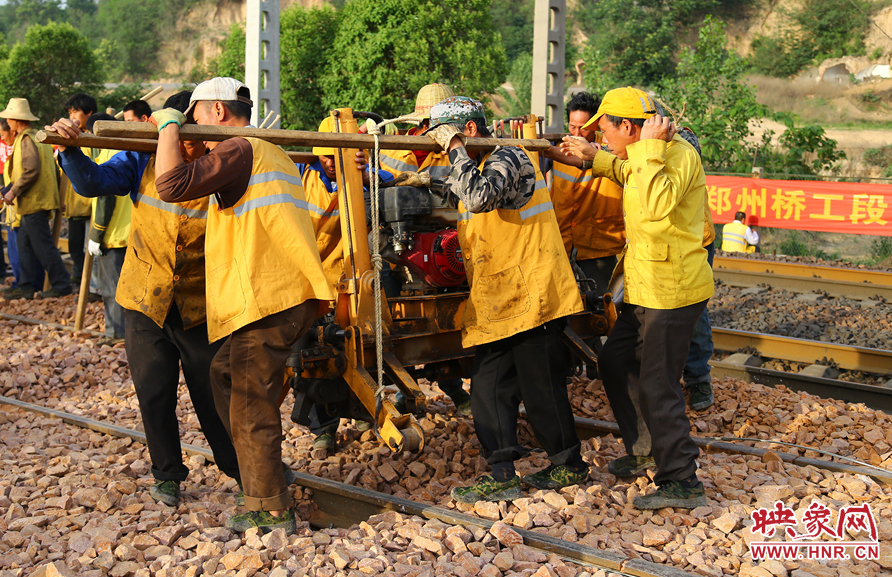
[
  {"left": 531, "top": 0, "right": 566, "bottom": 133},
  {"left": 245, "top": 0, "right": 281, "bottom": 127}
]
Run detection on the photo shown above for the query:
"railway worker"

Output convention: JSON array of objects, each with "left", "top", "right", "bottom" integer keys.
[
  {"left": 47, "top": 91, "right": 242, "bottom": 509},
  {"left": 542, "top": 91, "right": 625, "bottom": 295},
  {"left": 122, "top": 100, "right": 152, "bottom": 123},
  {"left": 0, "top": 98, "right": 72, "bottom": 300},
  {"left": 153, "top": 77, "right": 335, "bottom": 534},
  {"left": 721, "top": 211, "right": 759, "bottom": 253},
  {"left": 296, "top": 115, "right": 396, "bottom": 454},
  {"left": 421, "top": 96, "right": 588, "bottom": 503},
  {"left": 560, "top": 87, "right": 712, "bottom": 509},
  {"left": 376, "top": 83, "right": 474, "bottom": 419}
]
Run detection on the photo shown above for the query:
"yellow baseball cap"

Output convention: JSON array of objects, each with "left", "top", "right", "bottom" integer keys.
[
  {"left": 582, "top": 87, "right": 657, "bottom": 130},
  {"left": 313, "top": 116, "right": 336, "bottom": 156}
]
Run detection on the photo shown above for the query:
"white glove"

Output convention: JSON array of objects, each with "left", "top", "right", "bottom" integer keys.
[{"left": 88, "top": 240, "right": 102, "bottom": 257}]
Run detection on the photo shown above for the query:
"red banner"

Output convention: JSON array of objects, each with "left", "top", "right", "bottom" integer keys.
[{"left": 705, "top": 176, "right": 892, "bottom": 236}]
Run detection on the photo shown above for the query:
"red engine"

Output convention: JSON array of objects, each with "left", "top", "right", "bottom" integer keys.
[{"left": 400, "top": 229, "right": 466, "bottom": 287}]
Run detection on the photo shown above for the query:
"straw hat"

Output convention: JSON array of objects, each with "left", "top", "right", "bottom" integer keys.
[
  {"left": 404, "top": 84, "right": 455, "bottom": 123},
  {"left": 0, "top": 98, "right": 39, "bottom": 122}
]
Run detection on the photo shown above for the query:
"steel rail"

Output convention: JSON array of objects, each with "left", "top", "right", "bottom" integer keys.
[
  {"left": 0, "top": 312, "right": 106, "bottom": 337},
  {"left": 711, "top": 328, "right": 892, "bottom": 376},
  {"left": 714, "top": 256, "right": 892, "bottom": 286},
  {"left": 712, "top": 268, "right": 892, "bottom": 301},
  {"left": 0, "top": 394, "right": 693, "bottom": 577}
]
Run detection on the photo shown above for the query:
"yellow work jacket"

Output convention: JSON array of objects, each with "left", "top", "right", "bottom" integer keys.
[
  {"left": 61, "top": 171, "right": 93, "bottom": 218},
  {"left": 721, "top": 221, "right": 748, "bottom": 252},
  {"left": 380, "top": 148, "right": 451, "bottom": 180},
  {"left": 299, "top": 165, "right": 343, "bottom": 291},
  {"left": 550, "top": 161, "right": 625, "bottom": 260},
  {"left": 116, "top": 156, "right": 210, "bottom": 330},
  {"left": 91, "top": 149, "right": 132, "bottom": 249},
  {"left": 703, "top": 206, "right": 715, "bottom": 247},
  {"left": 2, "top": 161, "right": 19, "bottom": 227},
  {"left": 593, "top": 135, "right": 714, "bottom": 309},
  {"left": 456, "top": 150, "right": 584, "bottom": 347},
  {"left": 8, "top": 129, "right": 59, "bottom": 216},
  {"left": 204, "top": 138, "right": 335, "bottom": 342}
]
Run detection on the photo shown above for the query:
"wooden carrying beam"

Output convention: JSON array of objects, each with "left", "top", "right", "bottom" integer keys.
[
  {"left": 90, "top": 120, "right": 553, "bottom": 152},
  {"left": 36, "top": 131, "right": 318, "bottom": 164}
]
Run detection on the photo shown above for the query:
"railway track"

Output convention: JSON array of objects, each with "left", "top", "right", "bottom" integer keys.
[{"left": 713, "top": 256, "right": 892, "bottom": 301}]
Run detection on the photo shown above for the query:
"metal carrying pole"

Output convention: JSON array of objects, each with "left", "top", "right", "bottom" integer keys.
[{"left": 87, "top": 121, "right": 554, "bottom": 152}]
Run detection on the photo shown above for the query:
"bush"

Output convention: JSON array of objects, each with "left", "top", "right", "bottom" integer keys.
[{"left": 870, "top": 237, "right": 892, "bottom": 262}]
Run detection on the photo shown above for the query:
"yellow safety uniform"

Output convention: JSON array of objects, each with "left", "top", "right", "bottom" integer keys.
[
  {"left": 380, "top": 148, "right": 451, "bottom": 180},
  {"left": 593, "top": 135, "right": 714, "bottom": 309},
  {"left": 721, "top": 221, "right": 748, "bottom": 252},
  {"left": 2, "top": 160, "right": 20, "bottom": 228},
  {"left": 8, "top": 128, "right": 59, "bottom": 216},
  {"left": 91, "top": 149, "right": 132, "bottom": 249},
  {"left": 703, "top": 207, "right": 715, "bottom": 247},
  {"left": 116, "top": 157, "right": 210, "bottom": 330},
  {"left": 550, "top": 161, "right": 625, "bottom": 259},
  {"left": 61, "top": 172, "right": 93, "bottom": 219},
  {"left": 299, "top": 164, "right": 343, "bottom": 291},
  {"left": 204, "top": 138, "right": 335, "bottom": 342},
  {"left": 457, "top": 150, "right": 584, "bottom": 347}
]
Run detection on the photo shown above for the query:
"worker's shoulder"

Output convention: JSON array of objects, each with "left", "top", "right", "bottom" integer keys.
[{"left": 485, "top": 145, "right": 532, "bottom": 170}]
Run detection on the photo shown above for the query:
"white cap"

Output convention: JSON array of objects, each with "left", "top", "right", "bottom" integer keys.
[{"left": 186, "top": 77, "right": 253, "bottom": 116}]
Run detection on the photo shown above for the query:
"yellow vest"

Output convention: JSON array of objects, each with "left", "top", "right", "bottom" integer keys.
[
  {"left": 601, "top": 136, "right": 713, "bottom": 309},
  {"left": 90, "top": 149, "right": 132, "bottom": 249},
  {"left": 550, "top": 161, "right": 625, "bottom": 260},
  {"left": 9, "top": 129, "right": 59, "bottom": 216},
  {"left": 204, "top": 138, "right": 335, "bottom": 342},
  {"left": 116, "top": 157, "right": 211, "bottom": 330},
  {"left": 721, "top": 221, "right": 748, "bottom": 252},
  {"left": 2, "top": 160, "right": 20, "bottom": 227},
  {"left": 300, "top": 166, "right": 343, "bottom": 291},
  {"left": 380, "top": 149, "right": 451, "bottom": 180},
  {"left": 61, "top": 172, "right": 92, "bottom": 218},
  {"left": 457, "top": 150, "right": 584, "bottom": 347}
]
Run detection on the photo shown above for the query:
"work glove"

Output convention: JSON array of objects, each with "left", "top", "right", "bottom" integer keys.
[
  {"left": 88, "top": 239, "right": 102, "bottom": 257},
  {"left": 151, "top": 108, "right": 186, "bottom": 132},
  {"left": 426, "top": 124, "right": 466, "bottom": 151},
  {"left": 387, "top": 171, "right": 431, "bottom": 188}
]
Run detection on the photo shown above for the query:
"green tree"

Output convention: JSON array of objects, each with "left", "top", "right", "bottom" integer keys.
[
  {"left": 497, "top": 52, "right": 533, "bottom": 117},
  {"left": 322, "top": 0, "right": 507, "bottom": 119},
  {"left": 96, "top": 0, "right": 160, "bottom": 79},
  {"left": 280, "top": 6, "right": 339, "bottom": 130},
  {"left": 490, "top": 0, "right": 533, "bottom": 65},
  {"left": 0, "top": 22, "right": 102, "bottom": 124},
  {"left": 203, "top": 23, "right": 246, "bottom": 81}
]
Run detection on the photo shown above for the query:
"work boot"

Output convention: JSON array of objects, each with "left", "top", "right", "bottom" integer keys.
[
  {"left": 149, "top": 480, "right": 180, "bottom": 507},
  {"left": 685, "top": 381, "right": 715, "bottom": 411},
  {"left": 632, "top": 477, "right": 706, "bottom": 510},
  {"left": 523, "top": 463, "right": 589, "bottom": 490},
  {"left": 313, "top": 432, "right": 336, "bottom": 452},
  {"left": 450, "top": 475, "right": 522, "bottom": 504},
  {"left": 36, "top": 287, "right": 73, "bottom": 299},
  {"left": 225, "top": 509, "right": 298, "bottom": 535},
  {"left": 455, "top": 399, "right": 473, "bottom": 418},
  {"left": 607, "top": 454, "right": 656, "bottom": 477},
  {"left": 2, "top": 287, "right": 34, "bottom": 300}
]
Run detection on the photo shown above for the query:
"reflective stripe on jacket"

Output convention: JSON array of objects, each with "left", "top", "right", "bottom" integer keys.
[
  {"left": 592, "top": 135, "right": 714, "bottom": 309},
  {"left": 721, "top": 221, "right": 748, "bottom": 252},
  {"left": 9, "top": 129, "right": 58, "bottom": 216},
  {"left": 456, "top": 149, "right": 583, "bottom": 347},
  {"left": 550, "top": 161, "right": 625, "bottom": 260},
  {"left": 115, "top": 156, "right": 210, "bottom": 329},
  {"left": 204, "top": 138, "right": 335, "bottom": 342}
]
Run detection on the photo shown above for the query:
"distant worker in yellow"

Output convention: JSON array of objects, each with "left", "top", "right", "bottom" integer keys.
[
  {"left": 543, "top": 91, "right": 625, "bottom": 293},
  {"left": 153, "top": 77, "right": 335, "bottom": 535},
  {"left": 721, "top": 211, "right": 759, "bottom": 253}
]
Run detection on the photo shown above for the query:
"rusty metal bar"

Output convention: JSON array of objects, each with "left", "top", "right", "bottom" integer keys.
[
  {"left": 714, "top": 256, "right": 892, "bottom": 286},
  {"left": 713, "top": 268, "right": 892, "bottom": 301}
]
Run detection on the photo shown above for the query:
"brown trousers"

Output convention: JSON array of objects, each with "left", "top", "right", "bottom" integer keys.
[{"left": 210, "top": 301, "right": 316, "bottom": 511}]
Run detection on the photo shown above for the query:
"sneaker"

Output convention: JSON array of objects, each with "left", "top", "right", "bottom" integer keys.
[
  {"left": 225, "top": 509, "right": 298, "bottom": 535},
  {"left": 36, "top": 287, "right": 73, "bottom": 299},
  {"left": 607, "top": 454, "right": 656, "bottom": 477},
  {"left": 2, "top": 287, "right": 34, "bottom": 300},
  {"left": 313, "top": 432, "right": 335, "bottom": 452},
  {"left": 450, "top": 475, "right": 522, "bottom": 504},
  {"left": 455, "top": 400, "right": 473, "bottom": 418},
  {"left": 523, "top": 463, "right": 589, "bottom": 490},
  {"left": 686, "top": 381, "right": 715, "bottom": 411},
  {"left": 149, "top": 480, "right": 180, "bottom": 507},
  {"left": 632, "top": 479, "right": 706, "bottom": 510}
]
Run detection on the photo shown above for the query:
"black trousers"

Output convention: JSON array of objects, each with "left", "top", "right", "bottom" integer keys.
[
  {"left": 598, "top": 301, "right": 706, "bottom": 484},
  {"left": 17, "top": 212, "right": 71, "bottom": 293},
  {"left": 124, "top": 305, "right": 240, "bottom": 482},
  {"left": 471, "top": 317, "right": 582, "bottom": 476},
  {"left": 68, "top": 216, "right": 88, "bottom": 281}
]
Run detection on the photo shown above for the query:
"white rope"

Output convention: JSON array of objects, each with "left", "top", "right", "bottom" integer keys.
[{"left": 367, "top": 121, "right": 386, "bottom": 405}]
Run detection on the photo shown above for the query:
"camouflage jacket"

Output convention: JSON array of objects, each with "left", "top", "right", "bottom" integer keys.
[{"left": 429, "top": 146, "right": 536, "bottom": 213}]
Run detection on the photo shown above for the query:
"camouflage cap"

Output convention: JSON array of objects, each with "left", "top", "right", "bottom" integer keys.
[{"left": 426, "top": 96, "right": 486, "bottom": 132}]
